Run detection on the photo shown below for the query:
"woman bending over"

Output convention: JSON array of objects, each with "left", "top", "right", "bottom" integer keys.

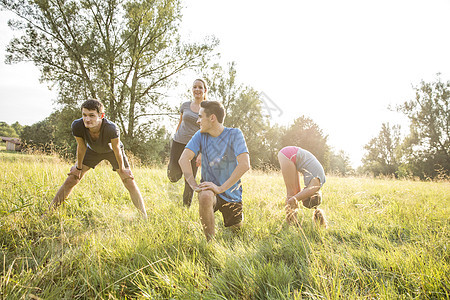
[{"left": 278, "top": 146, "right": 328, "bottom": 227}]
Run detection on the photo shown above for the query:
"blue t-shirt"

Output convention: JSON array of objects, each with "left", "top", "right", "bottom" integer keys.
[{"left": 186, "top": 128, "right": 249, "bottom": 203}]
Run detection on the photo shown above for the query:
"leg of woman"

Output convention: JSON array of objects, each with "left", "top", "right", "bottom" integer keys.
[
  {"left": 301, "top": 178, "right": 322, "bottom": 208},
  {"left": 278, "top": 151, "right": 301, "bottom": 224},
  {"left": 167, "top": 140, "right": 185, "bottom": 183},
  {"left": 182, "top": 155, "right": 198, "bottom": 207},
  {"left": 278, "top": 151, "right": 301, "bottom": 198}
]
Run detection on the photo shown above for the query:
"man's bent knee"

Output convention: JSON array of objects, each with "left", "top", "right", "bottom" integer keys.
[{"left": 198, "top": 190, "right": 215, "bottom": 207}]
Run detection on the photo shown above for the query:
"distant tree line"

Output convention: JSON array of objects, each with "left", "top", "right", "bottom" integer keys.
[
  {"left": 361, "top": 76, "right": 449, "bottom": 180},
  {"left": 9, "top": 73, "right": 448, "bottom": 180},
  {"left": 0, "top": 122, "right": 23, "bottom": 137}
]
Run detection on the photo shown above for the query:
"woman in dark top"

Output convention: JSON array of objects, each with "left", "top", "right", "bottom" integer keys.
[{"left": 167, "top": 79, "right": 207, "bottom": 206}]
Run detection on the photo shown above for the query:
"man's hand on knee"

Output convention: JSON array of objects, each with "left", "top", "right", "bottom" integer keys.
[
  {"left": 198, "top": 181, "right": 222, "bottom": 194},
  {"left": 198, "top": 190, "right": 216, "bottom": 208},
  {"left": 68, "top": 166, "right": 82, "bottom": 179},
  {"left": 118, "top": 168, "right": 134, "bottom": 182}
]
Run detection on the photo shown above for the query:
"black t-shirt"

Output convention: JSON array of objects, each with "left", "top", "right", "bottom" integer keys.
[{"left": 71, "top": 118, "right": 123, "bottom": 153}]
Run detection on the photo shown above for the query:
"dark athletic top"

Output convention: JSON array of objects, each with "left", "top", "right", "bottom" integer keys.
[{"left": 72, "top": 118, "right": 123, "bottom": 154}]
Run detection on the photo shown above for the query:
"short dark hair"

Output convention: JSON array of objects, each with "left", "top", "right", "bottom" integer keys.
[
  {"left": 201, "top": 101, "right": 225, "bottom": 123},
  {"left": 81, "top": 99, "right": 104, "bottom": 114}
]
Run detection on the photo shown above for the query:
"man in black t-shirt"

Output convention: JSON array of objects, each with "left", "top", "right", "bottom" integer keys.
[{"left": 49, "top": 99, "right": 147, "bottom": 218}]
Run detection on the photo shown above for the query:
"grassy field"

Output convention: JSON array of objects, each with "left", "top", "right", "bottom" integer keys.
[{"left": 0, "top": 150, "right": 449, "bottom": 299}]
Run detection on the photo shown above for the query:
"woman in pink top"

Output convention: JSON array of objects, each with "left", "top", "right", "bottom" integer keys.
[{"left": 278, "top": 146, "right": 328, "bottom": 228}]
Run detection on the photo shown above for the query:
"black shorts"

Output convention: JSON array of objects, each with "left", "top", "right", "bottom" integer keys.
[
  {"left": 83, "top": 147, "right": 129, "bottom": 171},
  {"left": 214, "top": 196, "right": 243, "bottom": 227}
]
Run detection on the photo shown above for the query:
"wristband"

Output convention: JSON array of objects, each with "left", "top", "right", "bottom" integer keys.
[{"left": 76, "top": 166, "right": 82, "bottom": 170}]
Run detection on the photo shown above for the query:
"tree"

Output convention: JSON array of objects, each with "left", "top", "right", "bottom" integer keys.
[
  {"left": 11, "top": 122, "right": 23, "bottom": 136},
  {"left": 204, "top": 63, "right": 330, "bottom": 170},
  {"left": 20, "top": 118, "right": 56, "bottom": 152},
  {"left": 204, "top": 62, "right": 272, "bottom": 168},
  {"left": 20, "top": 107, "right": 80, "bottom": 156},
  {"left": 396, "top": 76, "right": 450, "bottom": 179},
  {"left": 0, "top": 122, "right": 19, "bottom": 137},
  {"left": 227, "top": 87, "right": 270, "bottom": 169},
  {"left": 206, "top": 62, "right": 240, "bottom": 114},
  {"left": 362, "top": 123, "right": 401, "bottom": 177},
  {"left": 261, "top": 124, "right": 286, "bottom": 169},
  {"left": 123, "top": 121, "right": 171, "bottom": 165},
  {"left": 329, "top": 150, "right": 353, "bottom": 176},
  {"left": 1, "top": 0, "right": 217, "bottom": 141},
  {"left": 281, "top": 116, "right": 330, "bottom": 171}
]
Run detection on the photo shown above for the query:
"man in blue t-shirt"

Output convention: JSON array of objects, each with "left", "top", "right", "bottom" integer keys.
[
  {"left": 179, "top": 101, "right": 250, "bottom": 241},
  {"left": 48, "top": 99, "right": 147, "bottom": 218}
]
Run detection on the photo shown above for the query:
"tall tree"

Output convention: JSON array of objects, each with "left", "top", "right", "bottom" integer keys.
[
  {"left": 20, "top": 107, "right": 80, "bottom": 155},
  {"left": 205, "top": 63, "right": 331, "bottom": 170},
  {"left": 205, "top": 62, "right": 271, "bottom": 168},
  {"left": 11, "top": 122, "right": 23, "bottom": 137},
  {"left": 1, "top": 0, "right": 217, "bottom": 140},
  {"left": 362, "top": 123, "right": 401, "bottom": 177},
  {"left": 227, "top": 87, "right": 270, "bottom": 168},
  {"left": 281, "top": 116, "right": 330, "bottom": 171},
  {"left": 206, "top": 62, "right": 240, "bottom": 114},
  {"left": 397, "top": 76, "right": 449, "bottom": 179},
  {"left": 329, "top": 150, "right": 353, "bottom": 176},
  {"left": 0, "top": 122, "right": 19, "bottom": 137},
  {"left": 262, "top": 124, "right": 286, "bottom": 169}
]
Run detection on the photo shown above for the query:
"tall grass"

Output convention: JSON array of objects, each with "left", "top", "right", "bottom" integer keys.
[{"left": 1, "top": 150, "right": 449, "bottom": 299}]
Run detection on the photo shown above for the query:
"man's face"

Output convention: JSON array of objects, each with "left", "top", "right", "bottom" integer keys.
[
  {"left": 197, "top": 107, "right": 212, "bottom": 133},
  {"left": 82, "top": 108, "right": 103, "bottom": 129}
]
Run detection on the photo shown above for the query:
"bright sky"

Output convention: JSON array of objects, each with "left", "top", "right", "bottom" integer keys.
[{"left": 1, "top": 0, "right": 450, "bottom": 167}]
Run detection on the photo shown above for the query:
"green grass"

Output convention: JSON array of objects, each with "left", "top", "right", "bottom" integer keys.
[{"left": 1, "top": 150, "right": 449, "bottom": 299}]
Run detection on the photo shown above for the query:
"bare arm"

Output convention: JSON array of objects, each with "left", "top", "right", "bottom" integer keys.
[
  {"left": 69, "top": 136, "right": 87, "bottom": 179},
  {"left": 111, "top": 138, "right": 125, "bottom": 170},
  {"left": 199, "top": 152, "right": 251, "bottom": 194},
  {"left": 111, "top": 138, "right": 133, "bottom": 180},
  {"left": 292, "top": 177, "right": 321, "bottom": 201},
  {"left": 179, "top": 148, "right": 200, "bottom": 191},
  {"left": 175, "top": 113, "right": 183, "bottom": 132},
  {"left": 75, "top": 136, "right": 87, "bottom": 169}
]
